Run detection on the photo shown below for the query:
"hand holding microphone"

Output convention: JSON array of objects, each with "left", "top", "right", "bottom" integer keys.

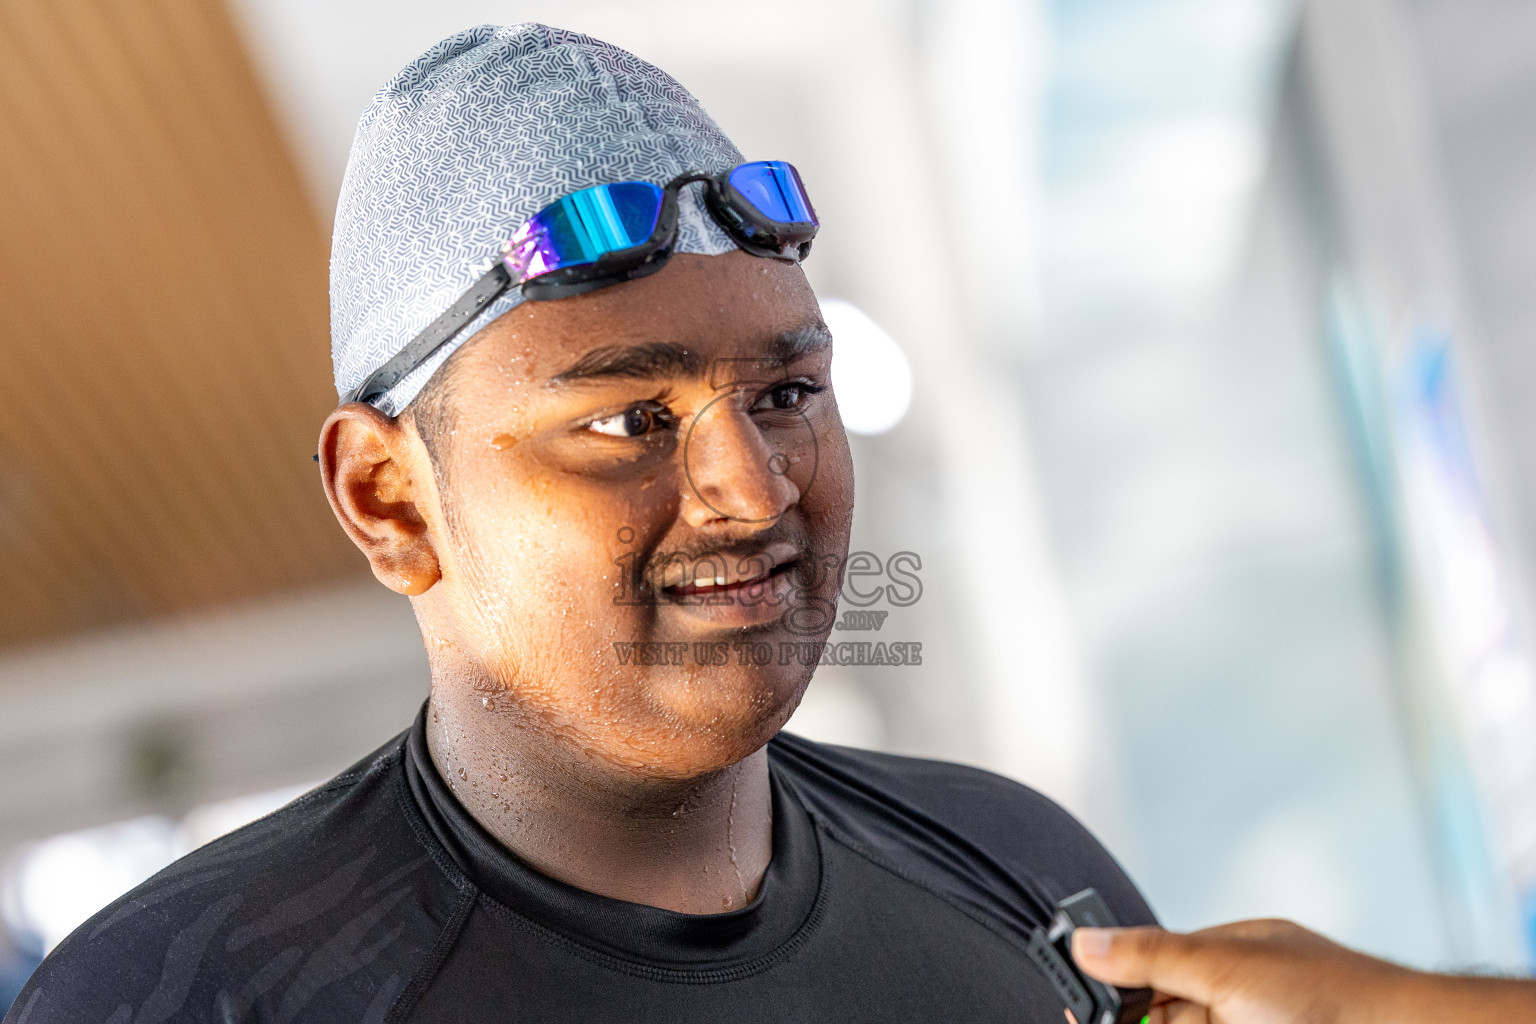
[{"left": 1071, "top": 918, "right": 1536, "bottom": 1024}]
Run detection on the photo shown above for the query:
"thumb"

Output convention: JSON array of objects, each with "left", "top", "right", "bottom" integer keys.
[{"left": 1072, "top": 927, "right": 1224, "bottom": 1007}]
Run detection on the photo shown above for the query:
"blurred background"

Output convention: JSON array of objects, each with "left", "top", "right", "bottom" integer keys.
[{"left": 3, "top": 0, "right": 1536, "bottom": 1005}]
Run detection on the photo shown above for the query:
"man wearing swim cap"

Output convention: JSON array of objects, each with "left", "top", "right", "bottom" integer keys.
[{"left": 7, "top": 25, "right": 1154, "bottom": 1022}]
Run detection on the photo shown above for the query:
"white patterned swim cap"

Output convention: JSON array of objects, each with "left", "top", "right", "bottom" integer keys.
[{"left": 330, "top": 24, "right": 743, "bottom": 415}]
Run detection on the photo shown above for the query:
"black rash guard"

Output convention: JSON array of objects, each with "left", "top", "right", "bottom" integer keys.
[{"left": 6, "top": 707, "right": 1154, "bottom": 1023}]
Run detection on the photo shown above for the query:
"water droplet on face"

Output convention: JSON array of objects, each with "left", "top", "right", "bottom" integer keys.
[
  {"left": 491, "top": 433, "right": 515, "bottom": 451},
  {"left": 457, "top": 767, "right": 468, "bottom": 781}
]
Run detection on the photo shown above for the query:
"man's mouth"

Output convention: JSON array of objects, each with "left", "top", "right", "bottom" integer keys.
[{"left": 660, "top": 541, "right": 800, "bottom": 600}]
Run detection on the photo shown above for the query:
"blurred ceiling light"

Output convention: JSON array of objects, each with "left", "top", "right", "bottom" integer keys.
[
  {"left": 0, "top": 782, "right": 314, "bottom": 953},
  {"left": 1, "top": 817, "right": 177, "bottom": 953},
  {"left": 823, "top": 299, "right": 913, "bottom": 436}
]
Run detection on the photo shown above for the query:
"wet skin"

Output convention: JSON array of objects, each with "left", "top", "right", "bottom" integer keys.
[{"left": 320, "top": 251, "right": 854, "bottom": 913}]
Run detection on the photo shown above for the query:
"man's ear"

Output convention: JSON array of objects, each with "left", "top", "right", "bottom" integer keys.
[{"left": 319, "top": 402, "right": 442, "bottom": 596}]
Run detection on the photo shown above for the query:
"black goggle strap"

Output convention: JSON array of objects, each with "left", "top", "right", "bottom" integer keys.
[
  {"left": 344, "top": 166, "right": 813, "bottom": 409},
  {"left": 345, "top": 261, "right": 514, "bottom": 407}
]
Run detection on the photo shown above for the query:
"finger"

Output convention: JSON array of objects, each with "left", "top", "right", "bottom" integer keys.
[
  {"left": 1162, "top": 999, "right": 1211, "bottom": 1024},
  {"left": 1071, "top": 927, "right": 1228, "bottom": 1005},
  {"left": 1146, "top": 999, "right": 1203, "bottom": 1024},
  {"left": 1071, "top": 927, "right": 1172, "bottom": 988},
  {"left": 1196, "top": 918, "right": 1303, "bottom": 942}
]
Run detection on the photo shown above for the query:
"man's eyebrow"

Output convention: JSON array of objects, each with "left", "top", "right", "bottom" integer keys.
[
  {"left": 549, "top": 343, "right": 704, "bottom": 384},
  {"left": 767, "top": 322, "right": 833, "bottom": 364},
  {"left": 547, "top": 322, "right": 831, "bottom": 386}
]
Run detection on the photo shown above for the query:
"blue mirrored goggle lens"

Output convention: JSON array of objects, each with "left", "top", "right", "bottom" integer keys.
[
  {"left": 506, "top": 181, "right": 664, "bottom": 280},
  {"left": 728, "top": 161, "right": 817, "bottom": 225}
]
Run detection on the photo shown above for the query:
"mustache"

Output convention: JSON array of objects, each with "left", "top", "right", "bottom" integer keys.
[{"left": 635, "top": 522, "right": 815, "bottom": 594}]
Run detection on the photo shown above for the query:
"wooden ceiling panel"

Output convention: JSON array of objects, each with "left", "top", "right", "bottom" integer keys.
[{"left": 0, "top": 0, "right": 366, "bottom": 646}]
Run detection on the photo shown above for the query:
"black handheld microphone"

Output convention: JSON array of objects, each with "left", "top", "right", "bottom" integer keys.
[{"left": 1024, "top": 888, "right": 1154, "bottom": 1024}]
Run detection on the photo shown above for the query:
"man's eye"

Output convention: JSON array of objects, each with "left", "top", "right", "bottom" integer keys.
[
  {"left": 588, "top": 403, "right": 672, "bottom": 437},
  {"left": 754, "top": 381, "right": 822, "bottom": 412}
]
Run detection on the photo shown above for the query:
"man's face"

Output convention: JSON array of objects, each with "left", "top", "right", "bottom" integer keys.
[{"left": 412, "top": 251, "right": 853, "bottom": 778}]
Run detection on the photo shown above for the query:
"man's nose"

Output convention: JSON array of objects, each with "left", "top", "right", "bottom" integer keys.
[{"left": 679, "top": 399, "right": 801, "bottom": 528}]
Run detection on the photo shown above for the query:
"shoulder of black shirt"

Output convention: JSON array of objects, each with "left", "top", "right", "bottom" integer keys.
[{"left": 3, "top": 726, "right": 1154, "bottom": 1024}]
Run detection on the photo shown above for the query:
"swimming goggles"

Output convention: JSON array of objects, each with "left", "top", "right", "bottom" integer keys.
[{"left": 346, "top": 160, "right": 818, "bottom": 407}]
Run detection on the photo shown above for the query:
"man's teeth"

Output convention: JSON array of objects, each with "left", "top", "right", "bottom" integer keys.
[{"left": 689, "top": 567, "right": 774, "bottom": 589}]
